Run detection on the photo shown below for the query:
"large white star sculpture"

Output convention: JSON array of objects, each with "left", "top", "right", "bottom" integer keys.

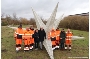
[{"left": 31, "top": 2, "right": 63, "bottom": 59}]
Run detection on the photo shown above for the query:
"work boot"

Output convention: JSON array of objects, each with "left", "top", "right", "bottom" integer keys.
[
  {"left": 69, "top": 49, "right": 71, "bottom": 51},
  {"left": 16, "top": 47, "right": 19, "bottom": 53},
  {"left": 35, "top": 48, "right": 38, "bottom": 50}
]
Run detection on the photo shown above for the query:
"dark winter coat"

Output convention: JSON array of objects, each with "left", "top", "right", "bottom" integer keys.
[
  {"left": 38, "top": 29, "right": 46, "bottom": 42},
  {"left": 60, "top": 31, "right": 66, "bottom": 43},
  {"left": 33, "top": 32, "right": 39, "bottom": 42}
]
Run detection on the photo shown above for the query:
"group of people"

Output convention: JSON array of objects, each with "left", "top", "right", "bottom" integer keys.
[
  {"left": 14, "top": 25, "right": 46, "bottom": 52},
  {"left": 14, "top": 24, "right": 73, "bottom": 52},
  {"left": 48, "top": 28, "right": 73, "bottom": 51}
]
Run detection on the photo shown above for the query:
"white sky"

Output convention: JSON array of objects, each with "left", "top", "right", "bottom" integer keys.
[{"left": 1, "top": 0, "right": 89, "bottom": 20}]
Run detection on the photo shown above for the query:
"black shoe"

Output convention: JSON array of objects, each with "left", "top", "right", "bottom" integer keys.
[
  {"left": 69, "top": 49, "right": 71, "bottom": 51},
  {"left": 62, "top": 48, "right": 65, "bottom": 50},
  {"left": 56, "top": 48, "right": 59, "bottom": 50},
  {"left": 35, "top": 48, "right": 38, "bottom": 50},
  {"left": 60, "top": 48, "right": 63, "bottom": 50},
  {"left": 40, "top": 48, "right": 43, "bottom": 50},
  {"left": 65, "top": 49, "right": 67, "bottom": 50},
  {"left": 16, "top": 50, "right": 19, "bottom": 53}
]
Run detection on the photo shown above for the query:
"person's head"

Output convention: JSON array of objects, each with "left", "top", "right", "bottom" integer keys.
[
  {"left": 26, "top": 27, "right": 29, "bottom": 31},
  {"left": 51, "top": 28, "right": 55, "bottom": 32},
  {"left": 18, "top": 24, "right": 22, "bottom": 29},
  {"left": 40, "top": 27, "right": 43, "bottom": 31},
  {"left": 61, "top": 28, "right": 64, "bottom": 32},
  {"left": 35, "top": 29, "right": 38, "bottom": 33},
  {"left": 56, "top": 27, "right": 59, "bottom": 31},
  {"left": 67, "top": 28, "right": 70, "bottom": 32},
  {"left": 30, "top": 25, "right": 34, "bottom": 30}
]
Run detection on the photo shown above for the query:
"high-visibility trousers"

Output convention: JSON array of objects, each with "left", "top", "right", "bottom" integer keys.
[
  {"left": 24, "top": 39, "right": 30, "bottom": 46},
  {"left": 30, "top": 38, "right": 34, "bottom": 44},
  {"left": 56, "top": 40, "right": 59, "bottom": 44},
  {"left": 65, "top": 39, "right": 72, "bottom": 45},
  {"left": 16, "top": 39, "right": 22, "bottom": 45},
  {"left": 56, "top": 36, "right": 60, "bottom": 45},
  {"left": 51, "top": 41, "right": 56, "bottom": 46},
  {"left": 56, "top": 36, "right": 59, "bottom": 43},
  {"left": 56, "top": 36, "right": 60, "bottom": 41}
]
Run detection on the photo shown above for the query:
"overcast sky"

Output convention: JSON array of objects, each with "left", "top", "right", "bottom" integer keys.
[{"left": 1, "top": 0, "right": 89, "bottom": 20}]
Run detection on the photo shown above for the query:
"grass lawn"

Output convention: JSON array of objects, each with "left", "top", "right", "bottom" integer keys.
[{"left": 1, "top": 26, "right": 89, "bottom": 59}]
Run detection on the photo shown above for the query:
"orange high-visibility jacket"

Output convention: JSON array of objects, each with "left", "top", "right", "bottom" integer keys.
[
  {"left": 66, "top": 32, "right": 73, "bottom": 40},
  {"left": 56, "top": 30, "right": 60, "bottom": 40},
  {"left": 48, "top": 31, "right": 56, "bottom": 39},
  {"left": 24, "top": 30, "right": 32, "bottom": 39},
  {"left": 14, "top": 28, "right": 24, "bottom": 39}
]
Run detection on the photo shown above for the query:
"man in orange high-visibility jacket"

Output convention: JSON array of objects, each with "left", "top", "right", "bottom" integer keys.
[
  {"left": 23, "top": 27, "right": 31, "bottom": 51},
  {"left": 65, "top": 29, "right": 73, "bottom": 51},
  {"left": 55, "top": 28, "right": 60, "bottom": 49},
  {"left": 29, "top": 26, "right": 34, "bottom": 50},
  {"left": 14, "top": 25, "right": 24, "bottom": 52},
  {"left": 48, "top": 28, "right": 57, "bottom": 50}
]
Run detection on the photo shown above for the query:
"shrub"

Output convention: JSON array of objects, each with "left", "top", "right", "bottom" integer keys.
[{"left": 58, "top": 15, "right": 89, "bottom": 31}]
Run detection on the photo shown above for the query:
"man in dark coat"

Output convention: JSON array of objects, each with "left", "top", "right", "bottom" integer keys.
[
  {"left": 60, "top": 29, "right": 66, "bottom": 50},
  {"left": 38, "top": 27, "right": 46, "bottom": 49}
]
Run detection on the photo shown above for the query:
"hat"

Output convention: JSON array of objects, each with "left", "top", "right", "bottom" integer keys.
[
  {"left": 18, "top": 24, "right": 22, "bottom": 28},
  {"left": 57, "top": 27, "right": 59, "bottom": 29},
  {"left": 62, "top": 29, "right": 64, "bottom": 30}
]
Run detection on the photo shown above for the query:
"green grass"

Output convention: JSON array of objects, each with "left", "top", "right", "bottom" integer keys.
[{"left": 1, "top": 26, "right": 89, "bottom": 59}]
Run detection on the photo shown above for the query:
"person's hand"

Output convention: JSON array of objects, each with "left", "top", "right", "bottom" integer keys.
[
  {"left": 30, "top": 37, "right": 32, "bottom": 39},
  {"left": 14, "top": 37, "right": 16, "bottom": 40},
  {"left": 30, "top": 36, "right": 32, "bottom": 39},
  {"left": 45, "top": 37, "right": 46, "bottom": 39},
  {"left": 60, "top": 38, "right": 62, "bottom": 39},
  {"left": 23, "top": 38, "right": 25, "bottom": 40}
]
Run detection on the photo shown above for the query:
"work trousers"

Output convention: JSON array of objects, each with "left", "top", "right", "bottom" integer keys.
[{"left": 35, "top": 41, "right": 39, "bottom": 49}]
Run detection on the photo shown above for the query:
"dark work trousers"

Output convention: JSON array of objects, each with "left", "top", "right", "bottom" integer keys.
[
  {"left": 60, "top": 43, "right": 64, "bottom": 49},
  {"left": 35, "top": 41, "right": 39, "bottom": 49}
]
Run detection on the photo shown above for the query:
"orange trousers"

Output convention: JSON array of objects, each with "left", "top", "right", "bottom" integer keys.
[
  {"left": 65, "top": 39, "right": 72, "bottom": 45},
  {"left": 51, "top": 41, "right": 56, "bottom": 46},
  {"left": 56, "top": 40, "right": 59, "bottom": 44},
  {"left": 24, "top": 39, "right": 30, "bottom": 45},
  {"left": 56, "top": 36, "right": 60, "bottom": 45},
  {"left": 30, "top": 38, "right": 34, "bottom": 44},
  {"left": 16, "top": 39, "right": 22, "bottom": 45}
]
